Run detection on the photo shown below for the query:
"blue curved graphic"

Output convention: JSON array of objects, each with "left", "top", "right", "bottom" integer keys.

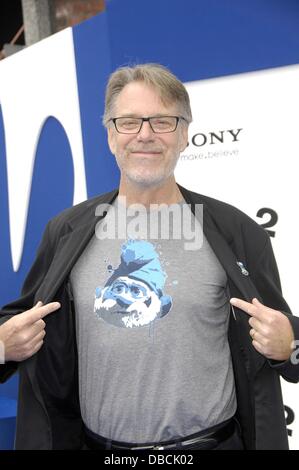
[
  {"left": 0, "top": 116, "right": 75, "bottom": 306},
  {"left": 21, "top": 116, "right": 75, "bottom": 272}
]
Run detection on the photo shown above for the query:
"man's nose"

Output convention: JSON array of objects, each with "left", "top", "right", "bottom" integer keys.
[{"left": 136, "top": 120, "right": 155, "bottom": 140}]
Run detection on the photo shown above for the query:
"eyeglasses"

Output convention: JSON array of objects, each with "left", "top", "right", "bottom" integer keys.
[{"left": 109, "top": 116, "right": 187, "bottom": 134}]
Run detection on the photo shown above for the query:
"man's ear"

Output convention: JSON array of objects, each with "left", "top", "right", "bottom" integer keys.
[
  {"left": 179, "top": 124, "right": 189, "bottom": 152},
  {"left": 107, "top": 127, "right": 116, "bottom": 155}
]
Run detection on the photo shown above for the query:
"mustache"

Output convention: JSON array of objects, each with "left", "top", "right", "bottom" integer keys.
[{"left": 127, "top": 146, "right": 164, "bottom": 153}]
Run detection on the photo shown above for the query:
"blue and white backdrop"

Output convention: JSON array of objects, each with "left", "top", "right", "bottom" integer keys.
[{"left": 0, "top": 0, "right": 298, "bottom": 449}]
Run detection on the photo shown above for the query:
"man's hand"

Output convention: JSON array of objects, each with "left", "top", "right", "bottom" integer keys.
[
  {"left": 0, "top": 301, "right": 61, "bottom": 362},
  {"left": 230, "top": 297, "right": 295, "bottom": 361}
]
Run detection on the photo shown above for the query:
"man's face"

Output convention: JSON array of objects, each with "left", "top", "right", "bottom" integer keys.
[{"left": 107, "top": 81, "right": 189, "bottom": 187}]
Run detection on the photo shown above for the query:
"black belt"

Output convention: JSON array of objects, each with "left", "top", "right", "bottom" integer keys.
[{"left": 84, "top": 418, "right": 236, "bottom": 450}]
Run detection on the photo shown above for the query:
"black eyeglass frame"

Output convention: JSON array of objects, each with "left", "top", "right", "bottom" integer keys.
[{"left": 109, "top": 116, "right": 188, "bottom": 134}]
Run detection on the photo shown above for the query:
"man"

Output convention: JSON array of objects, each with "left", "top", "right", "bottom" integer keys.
[{"left": 0, "top": 63, "right": 298, "bottom": 450}]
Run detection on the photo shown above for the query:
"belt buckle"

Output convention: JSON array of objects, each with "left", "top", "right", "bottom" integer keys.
[{"left": 130, "top": 444, "right": 164, "bottom": 451}]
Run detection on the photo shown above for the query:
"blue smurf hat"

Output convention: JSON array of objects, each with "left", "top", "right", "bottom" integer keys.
[{"left": 105, "top": 239, "right": 166, "bottom": 294}]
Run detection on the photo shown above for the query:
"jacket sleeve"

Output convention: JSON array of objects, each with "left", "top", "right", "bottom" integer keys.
[
  {"left": 252, "top": 236, "right": 299, "bottom": 383},
  {"left": 0, "top": 221, "right": 54, "bottom": 382},
  {"left": 267, "top": 314, "right": 299, "bottom": 382}
]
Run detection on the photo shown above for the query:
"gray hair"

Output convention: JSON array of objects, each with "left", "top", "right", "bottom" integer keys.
[{"left": 102, "top": 63, "right": 193, "bottom": 127}]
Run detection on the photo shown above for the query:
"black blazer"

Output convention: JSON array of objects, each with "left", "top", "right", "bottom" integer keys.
[{"left": 1, "top": 185, "right": 298, "bottom": 449}]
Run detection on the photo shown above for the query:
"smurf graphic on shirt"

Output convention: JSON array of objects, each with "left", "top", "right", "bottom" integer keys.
[{"left": 94, "top": 239, "right": 172, "bottom": 328}]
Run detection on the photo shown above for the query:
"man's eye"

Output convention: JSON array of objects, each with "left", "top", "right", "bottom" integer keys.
[
  {"left": 121, "top": 119, "right": 139, "bottom": 128},
  {"left": 152, "top": 118, "right": 172, "bottom": 129}
]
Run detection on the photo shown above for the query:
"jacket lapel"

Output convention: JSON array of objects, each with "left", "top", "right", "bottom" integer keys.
[
  {"left": 35, "top": 190, "right": 119, "bottom": 303},
  {"left": 35, "top": 224, "right": 96, "bottom": 303},
  {"left": 178, "top": 184, "right": 266, "bottom": 374},
  {"left": 178, "top": 184, "right": 262, "bottom": 301}
]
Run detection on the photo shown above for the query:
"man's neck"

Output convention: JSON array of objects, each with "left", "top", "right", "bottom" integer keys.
[{"left": 118, "top": 178, "right": 183, "bottom": 207}]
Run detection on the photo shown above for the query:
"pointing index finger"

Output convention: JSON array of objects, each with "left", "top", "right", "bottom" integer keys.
[
  {"left": 230, "top": 298, "right": 260, "bottom": 318},
  {"left": 38, "top": 302, "right": 61, "bottom": 319},
  {"left": 19, "top": 302, "right": 61, "bottom": 325}
]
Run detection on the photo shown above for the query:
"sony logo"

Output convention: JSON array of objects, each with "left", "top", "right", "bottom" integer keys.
[{"left": 189, "top": 128, "right": 243, "bottom": 147}]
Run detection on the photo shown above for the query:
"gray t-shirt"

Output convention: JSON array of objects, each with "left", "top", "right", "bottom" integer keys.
[{"left": 70, "top": 198, "right": 237, "bottom": 443}]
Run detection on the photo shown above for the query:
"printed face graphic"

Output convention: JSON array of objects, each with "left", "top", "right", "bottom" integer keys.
[
  {"left": 94, "top": 276, "right": 166, "bottom": 328},
  {"left": 94, "top": 239, "right": 173, "bottom": 328}
]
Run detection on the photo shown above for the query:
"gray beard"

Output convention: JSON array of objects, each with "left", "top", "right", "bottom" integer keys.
[{"left": 120, "top": 161, "right": 178, "bottom": 188}]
